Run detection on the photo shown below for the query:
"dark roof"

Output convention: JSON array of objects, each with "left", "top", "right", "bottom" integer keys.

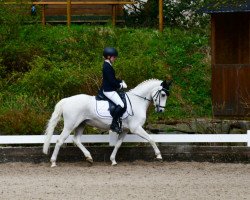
[{"left": 200, "top": 0, "right": 250, "bottom": 13}]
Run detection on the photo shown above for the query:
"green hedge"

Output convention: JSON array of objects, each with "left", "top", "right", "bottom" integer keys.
[{"left": 0, "top": 24, "right": 211, "bottom": 135}]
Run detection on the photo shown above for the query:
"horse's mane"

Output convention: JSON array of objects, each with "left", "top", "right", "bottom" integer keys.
[{"left": 129, "top": 79, "right": 161, "bottom": 92}]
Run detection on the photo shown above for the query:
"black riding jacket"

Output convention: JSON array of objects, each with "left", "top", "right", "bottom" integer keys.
[{"left": 101, "top": 61, "right": 121, "bottom": 92}]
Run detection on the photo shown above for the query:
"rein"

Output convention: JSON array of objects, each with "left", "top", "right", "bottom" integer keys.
[{"left": 130, "top": 92, "right": 151, "bottom": 101}]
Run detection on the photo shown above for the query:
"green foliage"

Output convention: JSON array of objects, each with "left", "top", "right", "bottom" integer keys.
[
  {"left": 0, "top": 107, "right": 49, "bottom": 135},
  {"left": 0, "top": 94, "right": 50, "bottom": 135},
  {"left": 0, "top": 23, "right": 211, "bottom": 134},
  {"left": 0, "top": 4, "right": 40, "bottom": 41},
  {"left": 125, "top": 0, "right": 211, "bottom": 28}
]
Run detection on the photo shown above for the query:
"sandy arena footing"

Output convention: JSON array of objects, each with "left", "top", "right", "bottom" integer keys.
[{"left": 0, "top": 161, "right": 249, "bottom": 200}]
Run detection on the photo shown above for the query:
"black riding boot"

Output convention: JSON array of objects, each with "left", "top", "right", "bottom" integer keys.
[{"left": 110, "top": 105, "right": 123, "bottom": 134}]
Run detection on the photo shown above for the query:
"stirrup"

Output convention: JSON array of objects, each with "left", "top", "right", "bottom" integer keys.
[
  {"left": 111, "top": 127, "right": 122, "bottom": 134},
  {"left": 110, "top": 125, "right": 122, "bottom": 134},
  {"left": 117, "top": 118, "right": 123, "bottom": 134}
]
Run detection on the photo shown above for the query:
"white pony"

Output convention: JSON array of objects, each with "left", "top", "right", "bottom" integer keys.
[{"left": 43, "top": 79, "right": 172, "bottom": 167}]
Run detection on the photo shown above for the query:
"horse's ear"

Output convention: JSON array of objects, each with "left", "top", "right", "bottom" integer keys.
[
  {"left": 161, "top": 80, "right": 172, "bottom": 96},
  {"left": 161, "top": 80, "right": 173, "bottom": 88},
  {"left": 166, "top": 80, "right": 173, "bottom": 87}
]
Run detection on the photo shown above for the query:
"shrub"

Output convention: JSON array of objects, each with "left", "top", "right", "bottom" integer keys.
[
  {"left": 0, "top": 25, "right": 211, "bottom": 134},
  {"left": 125, "top": 0, "right": 211, "bottom": 28},
  {"left": 0, "top": 92, "right": 49, "bottom": 135}
]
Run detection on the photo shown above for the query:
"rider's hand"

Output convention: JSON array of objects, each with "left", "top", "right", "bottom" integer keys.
[{"left": 121, "top": 80, "right": 127, "bottom": 89}]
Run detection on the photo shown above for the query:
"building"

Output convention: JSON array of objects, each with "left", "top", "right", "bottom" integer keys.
[{"left": 201, "top": 0, "right": 250, "bottom": 118}]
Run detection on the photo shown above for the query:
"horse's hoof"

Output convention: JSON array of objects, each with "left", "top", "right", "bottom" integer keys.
[
  {"left": 51, "top": 162, "right": 57, "bottom": 168},
  {"left": 86, "top": 157, "right": 93, "bottom": 165},
  {"left": 156, "top": 155, "right": 163, "bottom": 162},
  {"left": 111, "top": 161, "right": 117, "bottom": 166},
  {"left": 156, "top": 158, "right": 163, "bottom": 162}
]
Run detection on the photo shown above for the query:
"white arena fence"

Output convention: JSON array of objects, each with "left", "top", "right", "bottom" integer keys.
[{"left": 0, "top": 130, "right": 249, "bottom": 147}]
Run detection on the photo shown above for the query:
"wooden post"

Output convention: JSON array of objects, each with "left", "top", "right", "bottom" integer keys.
[
  {"left": 42, "top": 5, "right": 46, "bottom": 26},
  {"left": 159, "top": 0, "right": 163, "bottom": 32},
  {"left": 67, "top": 0, "right": 71, "bottom": 27},
  {"left": 211, "top": 14, "right": 215, "bottom": 117},
  {"left": 112, "top": 4, "right": 116, "bottom": 26},
  {"left": 211, "top": 15, "right": 215, "bottom": 65}
]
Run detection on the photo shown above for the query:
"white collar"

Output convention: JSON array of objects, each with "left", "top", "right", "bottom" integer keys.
[{"left": 105, "top": 59, "right": 112, "bottom": 66}]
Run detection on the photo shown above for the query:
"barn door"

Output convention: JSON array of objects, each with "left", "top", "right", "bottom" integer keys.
[
  {"left": 212, "top": 65, "right": 250, "bottom": 117},
  {"left": 211, "top": 13, "right": 250, "bottom": 117}
]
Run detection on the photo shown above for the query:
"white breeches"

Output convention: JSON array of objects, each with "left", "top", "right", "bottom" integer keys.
[{"left": 103, "top": 91, "right": 124, "bottom": 108}]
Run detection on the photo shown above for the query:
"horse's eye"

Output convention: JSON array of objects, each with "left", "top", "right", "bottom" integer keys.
[{"left": 161, "top": 94, "right": 166, "bottom": 97}]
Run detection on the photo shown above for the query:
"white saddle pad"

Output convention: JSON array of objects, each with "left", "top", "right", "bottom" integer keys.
[{"left": 95, "top": 97, "right": 132, "bottom": 119}]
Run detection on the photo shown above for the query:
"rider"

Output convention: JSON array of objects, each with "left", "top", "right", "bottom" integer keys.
[{"left": 101, "top": 47, "right": 127, "bottom": 133}]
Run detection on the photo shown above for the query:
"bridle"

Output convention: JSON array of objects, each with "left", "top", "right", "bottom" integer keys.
[
  {"left": 152, "top": 88, "right": 169, "bottom": 111},
  {"left": 130, "top": 87, "right": 169, "bottom": 111}
]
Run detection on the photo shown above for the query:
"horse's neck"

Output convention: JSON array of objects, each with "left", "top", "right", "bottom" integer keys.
[{"left": 130, "top": 79, "right": 161, "bottom": 97}]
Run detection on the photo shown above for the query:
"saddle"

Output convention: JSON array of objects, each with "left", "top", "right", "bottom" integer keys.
[{"left": 95, "top": 90, "right": 129, "bottom": 119}]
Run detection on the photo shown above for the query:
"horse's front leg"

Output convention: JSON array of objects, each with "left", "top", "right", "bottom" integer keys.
[
  {"left": 131, "top": 126, "right": 162, "bottom": 161},
  {"left": 110, "top": 131, "right": 127, "bottom": 166}
]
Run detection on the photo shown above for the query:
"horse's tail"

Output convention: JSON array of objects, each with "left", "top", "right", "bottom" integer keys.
[{"left": 43, "top": 99, "right": 64, "bottom": 155}]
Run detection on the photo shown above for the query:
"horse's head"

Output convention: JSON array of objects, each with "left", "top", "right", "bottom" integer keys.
[{"left": 151, "top": 80, "right": 172, "bottom": 113}]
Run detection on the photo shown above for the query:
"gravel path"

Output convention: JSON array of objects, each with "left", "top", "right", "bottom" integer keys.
[{"left": 0, "top": 161, "right": 249, "bottom": 200}]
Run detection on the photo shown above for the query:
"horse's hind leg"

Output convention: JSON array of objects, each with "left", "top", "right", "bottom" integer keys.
[
  {"left": 50, "top": 127, "right": 72, "bottom": 167},
  {"left": 73, "top": 124, "right": 93, "bottom": 165}
]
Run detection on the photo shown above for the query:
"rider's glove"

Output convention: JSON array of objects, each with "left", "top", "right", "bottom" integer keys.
[{"left": 120, "top": 80, "right": 127, "bottom": 89}]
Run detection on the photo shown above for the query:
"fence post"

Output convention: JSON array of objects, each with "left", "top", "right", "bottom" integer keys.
[
  {"left": 67, "top": 0, "right": 71, "bottom": 27},
  {"left": 112, "top": 5, "right": 116, "bottom": 26},
  {"left": 159, "top": 0, "right": 163, "bottom": 32},
  {"left": 42, "top": 4, "right": 46, "bottom": 26},
  {"left": 247, "top": 130, "right": 250, "bottom": 147},
  {"left": 109, "top": 131, "right": 118, "bottom": 146}
]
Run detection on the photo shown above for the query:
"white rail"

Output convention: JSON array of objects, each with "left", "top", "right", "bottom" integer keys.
[{"left": 0, "top": 130, "right": 249, "bottom": 147}]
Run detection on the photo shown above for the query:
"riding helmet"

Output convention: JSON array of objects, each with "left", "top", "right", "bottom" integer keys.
[{"left": 103, "top": 47, "right": 118, "bottom": 58}]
